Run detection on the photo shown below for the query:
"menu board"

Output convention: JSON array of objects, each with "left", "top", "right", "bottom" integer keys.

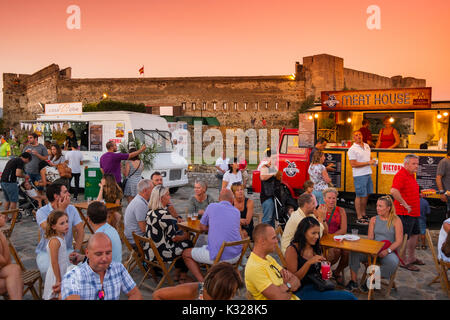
[
  {"left": 89, "top": 124, "right": 103, "bottom": 151},
  {"left": 298, "top": 113, "right": 315, "bottom": 148},
  {"left": 324, "top": 153, "right": 342, "bottom": 188},
  {"left": 416, "top": 156, "right": 444, "bottom": 190}
]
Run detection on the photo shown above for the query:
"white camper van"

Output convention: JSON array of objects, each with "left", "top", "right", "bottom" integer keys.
[{"left": 7, "top": 111, "right": 188, "bottom": 193}]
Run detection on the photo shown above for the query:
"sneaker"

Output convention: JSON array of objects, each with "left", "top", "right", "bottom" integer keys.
[{"left": 345, "top": 280, "right": 358, "bottom": 292}]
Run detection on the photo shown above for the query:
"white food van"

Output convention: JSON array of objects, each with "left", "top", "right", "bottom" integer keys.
[{"left": 1, "top": 111, "right": 188, "bottom": 192}]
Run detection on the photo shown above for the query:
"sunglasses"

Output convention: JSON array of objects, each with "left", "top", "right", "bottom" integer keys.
[
  {"left": 97, "top": 288, "right": 105, "bottom": 300},
  {"left": 270, "top": 264, "right": 282, "bottom": 279}
]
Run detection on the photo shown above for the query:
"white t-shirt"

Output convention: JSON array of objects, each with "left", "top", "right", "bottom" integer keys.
[
  {"left": 222, "top": 171, "right": 242, "bottom": 189},
  {"left": 348, "top": 142, "right": 372, "bottom": 177},
  {"left": 215, "top": 157, "right": 229, "bottom": 174},
  {"left": 438, "top": 218, "right": 450, "bottom": 262},
  {"left": 65, "top": 150, "right": 83, "bottom": 174}
]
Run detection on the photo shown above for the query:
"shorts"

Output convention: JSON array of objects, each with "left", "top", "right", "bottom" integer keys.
[
  {"left": 353, "top": 174, "right": 373, "bottom": 197},
  {"left": 1, "top": 182, "right": 19, "bottom": 203},
  {"left": 191, "top": 245, "right": 240, "bottom": 265},
  {"left": 398, "top": 215, "right": 420, "bottom": 239},
  {"left": 418, "top": 216, "right": 427, "bottom": 235}
]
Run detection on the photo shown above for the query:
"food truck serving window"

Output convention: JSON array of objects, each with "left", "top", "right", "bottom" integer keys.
[
  {"left": 280, "top": 134, "right": 307, "bottom": 155},
  {"left": 134, "top": 130, "right": 173, "bottom": 153}
]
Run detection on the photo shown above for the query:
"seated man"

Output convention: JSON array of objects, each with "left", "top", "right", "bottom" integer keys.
[
  {"left": 281, "top": 193, "right": 327, "bottom": 255},
  {"left": 70, "top": 201, "right": 122, "bottom": 263},
  {"left": 182, "top": 189, "right": 242, "bottom": 282},
  {"left": 61, "top": 233, "right": 142, "bottom": 300},
  {"left": 0, "top": 214, "right": 23, "bottom": 300},
  {"left": 245, "top": 223, "right": 300, "bottom": 300},
  {"left": 35, "top": 183, "right": 84, "bottom": 277},
  {"left": 124, "top": 179, "right": 153, "bottom": 248}
]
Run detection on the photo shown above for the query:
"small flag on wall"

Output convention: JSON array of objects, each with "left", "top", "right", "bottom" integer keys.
[{"left": 139, "top": 66, "right": 144, "bottom": 75}]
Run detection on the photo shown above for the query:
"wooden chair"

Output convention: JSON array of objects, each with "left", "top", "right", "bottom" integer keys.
[
  {"left": 7, "top": 239, "right": 43, "bottom": 300},
  {"left": 360, "top": 233, "right": 408, "bottom": 297},
  {"left": 201, "top": 238, "right": 251, "bottom": 273},
  {"left": 132, "top": 232, "right": 178, "bottom": 291},
  {"left": 118, "top": 222, "right": 140, "bottom": 273},
  {"left": 425, "top": 228, "right": 450, "bottom": 296},
  {"left": 0, "top": 209, "right": 19, "bottom": 238},
  {"left": 275, "top": 225, "right": 287, "bottom": 268}
]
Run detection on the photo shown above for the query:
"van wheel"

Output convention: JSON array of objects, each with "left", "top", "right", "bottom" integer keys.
[{"left": 169, "top": 187, "right": 179, "bottom": 194}]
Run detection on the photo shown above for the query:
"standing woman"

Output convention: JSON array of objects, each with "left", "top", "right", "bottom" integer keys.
[
  {"left": 145, "top": 185, "right": 193, "bottom": 283},
  {"left": 64, "top": 128, "right": 78, "bottom": 151},
  {"left": 375, "top": 116, "right": 400, "bottom": 149},
  {"left": 222, "top": 158, "right": 243, "bottom": 190},
  {"left": 231, "top": 182, "right": 254, "bottom": 240},
  {"left": 319, "top": 187, "right": 348, "bottom": 286},
  {"left": 97, "top": 173, "right": 123, "bottom": 229},
  {"left": 308, "top": 151, "right": 331, "bottom": 205},
  {"left": 49, "top": 144, "right": 65, "bottom": 166},
  {"left": 123, "top": 148, "right": 144, "bottom": 204}
]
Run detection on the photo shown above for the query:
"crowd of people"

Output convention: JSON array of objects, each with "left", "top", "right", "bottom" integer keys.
[{"left": 1, "top": 126, "right": 450, "bottom": 301}]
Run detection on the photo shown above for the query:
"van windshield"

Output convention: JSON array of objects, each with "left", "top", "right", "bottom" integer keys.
[{"left": 134, "top": 129, "right": 173, "bottom": 153}]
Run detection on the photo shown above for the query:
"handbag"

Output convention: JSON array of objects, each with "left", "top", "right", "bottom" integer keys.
[
  {"left": 306, "top": 270, "right": 335, "bottom": 292},
  {"left": 123, "top": 160, "right": 140, "bottom": 190}
]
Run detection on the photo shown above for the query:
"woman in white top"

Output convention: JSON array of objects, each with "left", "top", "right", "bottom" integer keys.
[
  {"left": 438, "top": 218, "right": 450, "bottom": 262},
  {"left": 221, "top": 158, "right": 242, "bottom": 190}
]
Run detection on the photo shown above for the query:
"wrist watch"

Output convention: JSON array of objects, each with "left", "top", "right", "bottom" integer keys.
[
  {"left": 387, "top": 248, "right": 392, "bottom": 254},
  {"left": 285, "top": 282, "right": 292, "bottom": 292}
]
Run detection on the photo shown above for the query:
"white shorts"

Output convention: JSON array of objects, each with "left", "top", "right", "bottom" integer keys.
[{"left": 191, "top": 245, "right": 240, "bottom": 265}]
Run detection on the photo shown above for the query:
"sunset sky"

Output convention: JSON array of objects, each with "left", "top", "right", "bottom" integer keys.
[{"left": 1, "top": 0, "right": 449, "bottom": 108}]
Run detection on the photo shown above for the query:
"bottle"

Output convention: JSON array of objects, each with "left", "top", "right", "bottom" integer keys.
[{"left": 128, "top": 131, "right": 135, "bottom": 150}]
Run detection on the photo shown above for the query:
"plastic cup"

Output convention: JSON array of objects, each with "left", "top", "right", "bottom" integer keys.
[
  {"left": 321, "top": 261, "right": 331, "bottom": 280},
  {"left": 352, "top": 229, "right": 359, "bottom": 235},
  {"left": 193, "top": 212, "right": 198, "bottom": 221}
]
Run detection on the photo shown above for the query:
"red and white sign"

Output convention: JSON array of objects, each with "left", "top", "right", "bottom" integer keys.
[{"left": 381, "top": 162, "right": 403, "bottom": 175}]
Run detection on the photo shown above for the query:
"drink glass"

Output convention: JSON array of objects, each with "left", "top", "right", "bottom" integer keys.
[
  {"left": 193, "top": 212, "right": 198, "bottom": 221},
  {"left": 187, "top": 213, "right": 192, "bottom": 223},
  {"left": 352, "top": 229, "right": 359, "bottom": 235},
  {"left": 321, "top": 261, "right": 331, "bottom": 280}
]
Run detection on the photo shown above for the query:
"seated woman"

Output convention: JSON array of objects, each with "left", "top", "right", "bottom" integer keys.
[
  {"left": 0, "top": 214, "right": 23, "bottom": 300},
  {"left": 152, "top": 262, "right": 243, "bottom": 300},
  {"left": 48, "top": 143, "right": 65, "bottom": 166},
  {"left": 188, "top": 180, "right": 214, "bottom": 218},
  {"left": 97, "top": 173, "right": 123, "bottom": 229},
  {"left": 145, "top": 185, "right": 193, "bottom": 283},
  {"left": 438, "top": 217, "right": 450, "bottom": 263},
  {"left": 285, "top": 216, "right": 356, "bottom": 300},
  {"left": 319, "top": 187, "right": 348, "bottom": 286},
  {"left": 231, "top": 182, "right": 254, "bottom": 240},
  {"left": 346, "top": 195, "right": 404, "bottom": 292},
  {"left": 36, "top": 160, "right": 71, "bottom": 190},
  {"left": 222, "top": 158, "right": 243, "bottom": 190}
]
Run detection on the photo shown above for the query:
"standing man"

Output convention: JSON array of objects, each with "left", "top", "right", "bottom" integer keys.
[
  {"left": 23, "top": 133, "right": 48, "bottom": 188},
  {"left": 260, "top": 155, "right": 278, "bottom": 227},
  {"left": 390, "top": 154, "right": 424, "bottom": 272},
  {"left": 309, "top": 137, "right": 335, "bottom": 172},
  {"left": 61, "top": 233, "right": 142, "bottom": 300},
  {"left": 358, "top": 119, "right": 375, "bottom": 148},
  {"left": 245, "top": 223, "right": 300, "bottom": 300},
  {"left": 100, "top": 141, "right": 146, "bottom": 187},
  {"left": 0, "top": 152, "right": 31, "bottom": 210},
  {"left": 215, "top": 152, "right": 229, "bottom": 190},
  {"left": 436, "top": 151, "right": 450, "bottom": 219},
  {"left": 65, "top": 146, "right": 83, "bottom": 201},
  {"left": 348, "top": 130, "right": 377, "bottom": 225},
  {"left": 35, "top": 183, "right": 85, "bottom": 277}
]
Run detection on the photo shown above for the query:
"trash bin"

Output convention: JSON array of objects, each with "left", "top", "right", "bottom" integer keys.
[{"left": 84, "top": 167, "right": 102, "bottom": 200}]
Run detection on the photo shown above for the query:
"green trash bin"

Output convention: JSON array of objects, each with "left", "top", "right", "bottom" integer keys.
[{"left": 84, "top": 167, "right": 102, "bottom": 200}]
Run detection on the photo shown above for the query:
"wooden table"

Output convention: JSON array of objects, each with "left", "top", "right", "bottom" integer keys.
[
  {"left": 177, "top": 220, "right": 206, "bottom": 246},
  {"left": 320, "top": 233, "right": 384, "bottom": 300},
  {"left": 74, "top": 202, "right": 122, "bottom": 234}
]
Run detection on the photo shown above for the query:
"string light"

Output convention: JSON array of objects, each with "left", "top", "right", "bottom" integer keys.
[
  {"left": 308, "top": 114, "right": 313, "bottom": 120},
  {"left": 443, "top": 111, "right": 449, "bottom": 117},
  {"left": 437, "top": 111, "right": 442, "bottom": 119},
  {"left": 314, "top": 113, "right": 319, "bottom": 119},
  {"left": 389, "top": 117, "right": 394, "bottom": 123}
]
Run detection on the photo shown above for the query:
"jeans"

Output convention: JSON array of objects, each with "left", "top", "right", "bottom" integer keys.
[
  {"left": 262, "top": 198, "right": 275, "bottom": 227},
  {"left": 70, "top": 173, "right": 81, "bottom": 198}
]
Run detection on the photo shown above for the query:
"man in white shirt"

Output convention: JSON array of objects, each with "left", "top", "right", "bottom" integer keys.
[
  {"left": 348, "top": 130, "right": 377, "bottom": 225},
  {"left": 65, "top": 147, "right": 83, "bottom": 200},
  {"left": 215, "top": 152, "right": 229, "bottom": 189}
]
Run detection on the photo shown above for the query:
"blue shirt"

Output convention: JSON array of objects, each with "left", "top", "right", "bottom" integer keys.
[
  {"left": 420, "top": 198, "right": 431, "bottom": 218},
  {"left": 96, "top": 223, "right": 123, "bottom": 263},
  {"left": 61, "top": 261, "right": 136, "bottom": 300},
  {"left": 35, "top": 203, "right": 83, "bottom": 254},
  {"left": 124, "top": 194, "right": 149, "bottom": 244}
]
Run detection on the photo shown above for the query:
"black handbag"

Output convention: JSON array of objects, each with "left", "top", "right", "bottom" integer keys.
[{"left": 306, "top": 265, "right": 335, "bottom": 292}]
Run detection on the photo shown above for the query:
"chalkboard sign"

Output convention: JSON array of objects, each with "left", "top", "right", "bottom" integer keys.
[
  {"left": 324, "top": 153, "right": 342, "bottom": 188},
  {"left": 416, "top": 156, "right": 444, "bottom": 190}
]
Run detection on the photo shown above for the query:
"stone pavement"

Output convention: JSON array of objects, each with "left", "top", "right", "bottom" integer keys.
[{"left": 3, "top": 185, "right": 449, "bottom": 300}]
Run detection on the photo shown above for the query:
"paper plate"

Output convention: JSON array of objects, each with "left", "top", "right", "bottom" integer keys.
[
  {"left": 333, "top": 235, "right": 345, "bottom": 241},
  {"left": 344, "top": 234, "right": 360, "bottom": 241}
]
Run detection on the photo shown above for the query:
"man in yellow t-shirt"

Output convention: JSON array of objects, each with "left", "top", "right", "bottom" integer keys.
[
  {"left": 281, "top": 193, "right": 327, "bottom": 255},
  {"left": 245, "top": 224, "right": 300, "bottom": 300}
]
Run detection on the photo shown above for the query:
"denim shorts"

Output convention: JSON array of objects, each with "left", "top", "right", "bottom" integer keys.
[
  {"left": 353, "top": 174, "right": 373, "bottom": 197},
  {"left": 418, "top": 216, "right": 427, "bottom": 235},
  {"left": 1, "top": 182, "right": 19, "bottom": 203}
]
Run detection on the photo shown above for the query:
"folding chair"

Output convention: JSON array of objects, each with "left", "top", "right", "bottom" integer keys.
[
  {"left": 275, "top": 225, "right": 287, "bottom": 268},
  {"left": 132, "top": 232, "right": 178, "bottom": 291},
  {"left": 425, "top": 228, "right": 450, "bottom": 296},
  {"left": 7, "top": 239, "right": 43, "bottom": 300},
  {"left": 0, "top": 209, "right": 19, "bottom": 238},
  {"left": 200, "top": 238, "right": 251, "bottom": 273},
  {"left": 118, "top": 222, "right": 140, "bottom": 273},
  {"left": 439, "top": 259, "right": 450, "bottom": 297}
]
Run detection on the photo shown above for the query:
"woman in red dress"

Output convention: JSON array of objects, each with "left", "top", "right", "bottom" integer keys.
[{"left": 375, "top": 116, "right": 400, "bottom": 149}]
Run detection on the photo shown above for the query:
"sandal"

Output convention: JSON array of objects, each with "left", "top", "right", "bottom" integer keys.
[
  {"left": 400, "top": 263, "right": 420, "bottom": 272},
  {"left": 411, "top": 258, "right": 425, "bottom": 265},
  {"left": 415, "top": 245, "right": 421, "bottom": 250},
  {"left": 356, "top": 218, "right": 369, "bottom": 225}
]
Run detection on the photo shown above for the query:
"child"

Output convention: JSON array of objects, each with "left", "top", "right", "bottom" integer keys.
[
  {"left": 417, "top": 189, "right": 431, "bottom": 250},
  {"left": 21, "top": 180, "right": 46, "bottom": 208},
  {"left": 43, "top": 210, "right": 72, "bottom": 300},
  {"left": 303, "top": 180, "right": 318, "bottom": 208}
]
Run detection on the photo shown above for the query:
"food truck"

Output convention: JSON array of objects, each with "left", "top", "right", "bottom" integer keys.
[
  {"left": 253, "top": 87, "right": 449, "bottom": 223},
  {"left": 0, "top": 104, "right": 188, "bottom": 192}
]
